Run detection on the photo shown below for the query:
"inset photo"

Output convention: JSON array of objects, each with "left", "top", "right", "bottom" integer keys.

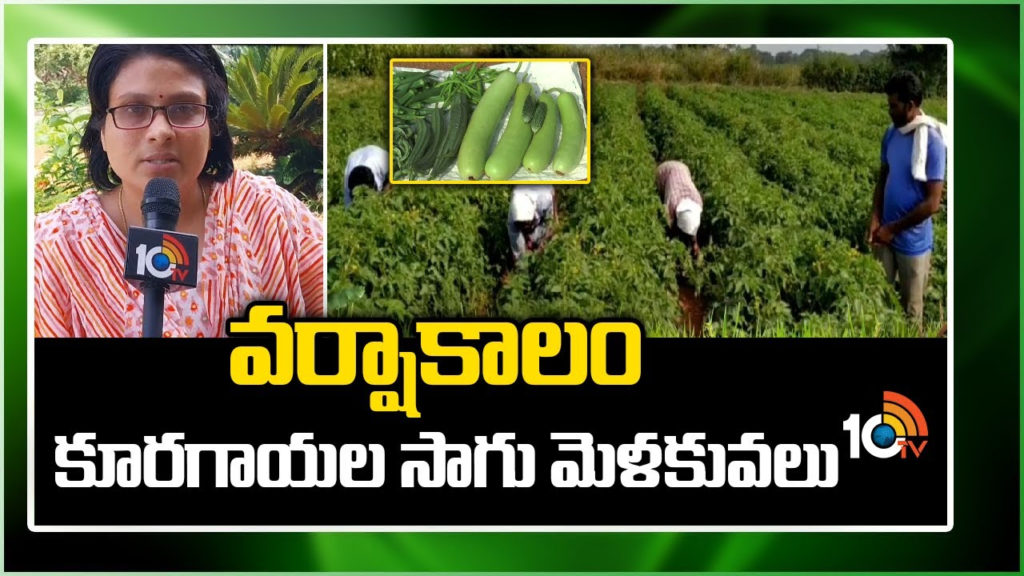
[
  {"left": 32, "top": 43, "right": 325, "bottom": 337},
  {"left": 390, "top": 58, "right": 590, "bottom": 184}
]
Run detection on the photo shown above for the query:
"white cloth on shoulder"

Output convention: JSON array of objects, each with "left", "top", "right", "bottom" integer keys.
[{"left": 896, "top": 113, "right": 949, "bottom": 182}]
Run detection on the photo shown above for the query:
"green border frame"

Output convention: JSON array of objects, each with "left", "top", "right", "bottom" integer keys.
[{"left": 4, "top": 2, "right": 1020, "bottom": 573}]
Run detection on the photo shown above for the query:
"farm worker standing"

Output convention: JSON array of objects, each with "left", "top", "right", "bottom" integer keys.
[
  {"left": 343, "top": 145, "right": 389, "bottom": 206},
  {"left": 657, "top": 160, "right": 703, "bottom": 256},
  {"left": 868, "top": 71, "right": 947, "bottom": 326},
  {"left": 508, "top": 185, "right": 557, "bottom": 264}
]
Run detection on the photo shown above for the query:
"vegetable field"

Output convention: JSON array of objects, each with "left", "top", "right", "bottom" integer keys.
[{"left": 328, "top": 73, "right": 947, "bottom": 336}]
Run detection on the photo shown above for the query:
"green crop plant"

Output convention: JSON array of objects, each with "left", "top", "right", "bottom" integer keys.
[
  {"left": 325, "top": 60, "right": 946, "bottom": 338},
  {"left": 640, "top": 83, "right": 923, "bottom": 335},
  {"left": 327, "top": 185, "right": 506, "bottom": 330},
  {"left": 326, "top": 76, "right": 389, "bottom": 207},
  {"left": 500, "top": 83, "right": 682, "bottom": 336}
]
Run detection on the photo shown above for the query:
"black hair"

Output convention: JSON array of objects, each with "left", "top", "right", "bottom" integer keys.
[
  {"left": 81, "top": 44, "right": 234, "bottom": 191},
  {"left": 347, "top": 166, "right": 377, "bottom": 194},
  {"left": 884, "top": 70, "right": 925, "bottom": 108}
]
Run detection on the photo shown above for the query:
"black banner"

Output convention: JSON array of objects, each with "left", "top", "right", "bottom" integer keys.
[{"left": 33, "top": 337, "right": 947, "bottom": 529}]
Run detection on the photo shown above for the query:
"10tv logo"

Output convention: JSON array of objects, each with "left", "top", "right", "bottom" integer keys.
[
  {"left": 135, "top": 234, "right": 191, "bottom": 281},
  {"left": 124, "top": 227, "right": 199, "bottom": 287},
  {"left": 843, "top": 391, "right": 928, "bottom": 459}
]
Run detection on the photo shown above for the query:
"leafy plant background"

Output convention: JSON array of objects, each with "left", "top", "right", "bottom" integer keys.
[{"left": 220, "top": 44, "right": 323, "bottom": 203}]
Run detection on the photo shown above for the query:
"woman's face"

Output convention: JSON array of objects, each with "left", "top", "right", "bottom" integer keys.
[{"left": 101, "top": 55, "right": 211, "bottom": 192}]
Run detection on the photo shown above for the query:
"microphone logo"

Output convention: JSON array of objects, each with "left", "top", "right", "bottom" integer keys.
[{"left": 124, "top": 227, "right": 199, "bottom": 287}]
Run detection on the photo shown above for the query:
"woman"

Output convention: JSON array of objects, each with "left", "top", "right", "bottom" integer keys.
[{"left": 34, "top": 45, "right": 324, "bottom": 337}]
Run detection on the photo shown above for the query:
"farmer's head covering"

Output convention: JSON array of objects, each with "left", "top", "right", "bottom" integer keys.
[
  {"left": 343, "top": 145, "right": 389, "bottom": 205},
  {"left": 513, "top": 184, "right": 555, "bottom": 196},
  {"left": 675, "top": 198, "right": 702, "bottom": 236},
  {"left": 510, "top": 193, "right": 537, "bottom": 223}
]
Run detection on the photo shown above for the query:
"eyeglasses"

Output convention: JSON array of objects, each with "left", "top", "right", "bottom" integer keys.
[{"left": 107, "top": 103, "right": 212, "bottom": 129}]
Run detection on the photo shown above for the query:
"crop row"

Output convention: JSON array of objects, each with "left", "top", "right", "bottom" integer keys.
[
  {"left": 667, "top": 85, "right": 947, "bottom": 325},
  {"left": 328, "top": 80, "right": 683, "bottom": 336},
  {"left": 641, "top": 84, "right": 906, "bottom": 332},
  {"left": 742, "top": 86, "right": 948, "bottom": 323},
  {"left": 695, "top": 86, "right": 883, "bottom": 176},
  {"left": 498, "top": 83, "right": 683, "bottom": 336},
  {"left": 326, "top": 75, "right": 945, "bottom": 334},
  {"left": 668, "top": 85, "right": 876, "bottom": 250},
  {"left": 326, "top": 76, "right": 510, "bottom": 328},
  {"left": 327, "top": 185, "right": 509, "bottom": 329},
  {"left": 325, "top": 77, "right": 389, "bottom": 206}
]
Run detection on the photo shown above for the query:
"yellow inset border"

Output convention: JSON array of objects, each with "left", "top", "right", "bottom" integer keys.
[{"left": 389, "top": 57, "right": 592, "bottom": 186}]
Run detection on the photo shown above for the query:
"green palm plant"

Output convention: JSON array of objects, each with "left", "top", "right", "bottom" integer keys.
[{"left": 226, "top": 45, "right": 323, "bottom": 201}]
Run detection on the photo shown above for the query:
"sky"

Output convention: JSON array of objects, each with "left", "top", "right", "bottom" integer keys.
[{"left": 748, "top": 44, "right": 888, "bottom": 55}]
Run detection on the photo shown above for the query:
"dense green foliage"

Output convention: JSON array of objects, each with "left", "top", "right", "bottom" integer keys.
[
  {"left": 225, "top": 45, "right": 324, "bottom": 201},
  {"left": 498, "top": 83, "right": 681, "bottom": 336},
  {"left": 33, "top": 44, "right": 95, "bottom": 105},
  {"left": 324, "top": 47, "right": 949, "bottom": 337},
  {"left": 33, "top": 45, "right": 95, "bottom": 213},
  {"left": 326, "top": 66, "right": 509, "bottom": 327},
  {"left": 34, "top": 102, "right": 91, "bottom": 213},
  {"left": 325, "top": 77, "right": 389, "bottom": 206},
  {"left": 640, "top": 83, "right": 946, "bottom": 334},
  {"left": 327, "top": 185, "right": 508, "bottom": 329}
]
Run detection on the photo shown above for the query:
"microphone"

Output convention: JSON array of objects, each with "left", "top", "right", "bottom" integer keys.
[
  {"left": 139, "top": 179, "right": 179, "bottom": 337},
  {"left": 141, "top": 177, "right": 181, "bottom": 232},
  {"left": 123, "top": 178, "right": 200, "bottom": 338}
]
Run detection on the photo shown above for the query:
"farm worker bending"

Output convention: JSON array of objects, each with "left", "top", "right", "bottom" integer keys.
[
  {"left": 343, "top": 145, "right": 389, "bottom": 206},
  {"left": 868, "top": 71, "right": 947, "bottom": 326},
  {"left": 508, "top": 185, "right": 557, "bottom": 264},
  {"left": 657, "top": 160, "right": 703, "bottom": 256}
]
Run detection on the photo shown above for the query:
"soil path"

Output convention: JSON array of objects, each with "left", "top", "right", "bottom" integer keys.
[{"left": 678, "top": 276, "right": 705, "bottom": 337}]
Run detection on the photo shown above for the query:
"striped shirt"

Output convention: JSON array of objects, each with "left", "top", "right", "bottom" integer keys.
[
  {"left": 657, "top": 161, "right": 703, "bottom": 227},
  {"left": 34, "top": 170, "right": 324, "bottom": 337}
]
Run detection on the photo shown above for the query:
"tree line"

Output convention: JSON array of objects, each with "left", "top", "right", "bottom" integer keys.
[{"left": 329, "top": 44, "right": 947, "bottom": 97}]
